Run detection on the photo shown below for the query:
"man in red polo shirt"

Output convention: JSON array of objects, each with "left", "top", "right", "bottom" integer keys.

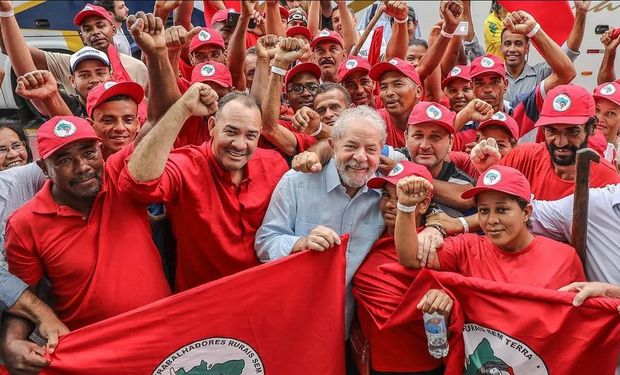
[
  {"left": 3, "top": 116, "right": 171, "bottom": 372},
  {"left": 338, "top": 55, "right": 379, "bottom": 108},
  {"left": 311, "top": 29, "right": 348, "bottom": 83},
  {"left": 119, "top": 85, "right": 289, "bottom": 291},
  {"left": 472, "top": 85, "right": 620, "bottom": 201}
]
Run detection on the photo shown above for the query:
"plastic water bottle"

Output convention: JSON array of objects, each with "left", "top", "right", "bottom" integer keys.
[{"left": 423, "top": 312, "right": 449, "bottom": 358}]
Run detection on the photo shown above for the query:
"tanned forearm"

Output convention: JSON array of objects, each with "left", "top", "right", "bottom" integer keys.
[
  {"left": 250, "top": 56, "right": 270, "bottom": 106},
  {"left": 336, "top": 2, "right": 357, "bottom": 52},
  {"left": 534, "top": 28, "right": 576, "bottom": 90},
  {"left": 566, "top": 7, "right": 587, "bottom": 52},
  {"left": 598, "top": 49, "right": 617, "bottom": 84},
  {"left": 228, "top": 13, "right": 251, "bottom": 91},
  {"left": 433, "top": 180, "right": 475, "bottom": 211},
  {"left": 265, "top": 2, "right": 286, "bottom": 37},
  {"left": 261, "top": 70, "right": 299, "bottom": 156},
  {"left": 394, "top": 209, "right": 422, "bottom": 268},
  {"left": 385, "top": 17, "right": 408, "bottom": 60}
]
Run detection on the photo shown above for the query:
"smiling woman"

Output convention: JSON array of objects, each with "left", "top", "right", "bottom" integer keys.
[{"left": 0, "top": 122, "right": 33, "bottom": 171}]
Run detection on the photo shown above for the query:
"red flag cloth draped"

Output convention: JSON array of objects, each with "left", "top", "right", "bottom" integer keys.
[
  {"left": 378, "top": 266, "right": 620, "bottom": 375},
  {"left": 43, "top": 237, "right": 348, "bottom": 375},
  {"left": 499, "top": 1, "right": 574, "bottom": 45},
  {"left": 105, "top": 44, "right": 148, "bottom": 124},
  {"left": 368, "top": 25, "right": 384, "bottom": 67}
]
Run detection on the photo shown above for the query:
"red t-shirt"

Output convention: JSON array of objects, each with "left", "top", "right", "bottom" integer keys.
[
  {"left": 449, "top": 151, "right": 479, "bottom": 179},
  {"left": 6, "top": 146, "right": 171, "bottom": 330},
  {"left": 258, "top": 119, "right": 317, "bottom": 154},
  {"left": 378, "top": 108, "right": 406, "bottom": 148},
  {"left": 119, "top": 143, "right": 289, "bottom": 291},
  {"left": 438, "top": 234, "right": 585, "bottom": 289},
  {"left": 501, "top": 142, "right": 620, "bottom": 200},
  {"left": 353, "top": 235, "right": 443, "bottom": 372},
  {"left": 453, "top": 129, "right": 477, "bottom": 152}
]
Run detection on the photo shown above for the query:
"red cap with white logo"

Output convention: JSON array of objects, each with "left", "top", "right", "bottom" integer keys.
[
  {"left": 441, "top": 65, "right": 471, "bottom": 88},
  {"left": 286, "top": 26, "right": 312, "bottom": 42},
  {"left": 461, "top": 165, "right": 532, "bottom": 201},
  {"left": 37, "top": 116, "right": 101, "bottom": 159},
  {"left": 367, "top": 161, "right": 434, "bottom": 192},
  {"left": 338, "top": 56, "right": 371, "bottom": 83},
  {"left": 73, "top": 3, "right": 114, "bottom": 26},
  {"left": 593, "top": 81, "right": 620, "bottom": 107},
  {"left": 310, "top": 29, "right": 344, "bottom": 49},
  {"left": 470, "top": 54, "right": 506, "bottom": 80},
  {"left": 191, "top": 62, "right": 233, "bottom": 88},
  {"left": 189, "top": 27, "right": 225, "bottom": 53},
  {"left": 86, "top": 80, "right": 144, "bottom": 118},
  {"left": 369, "top": 57, "right": 421, "bottom": 86},
  {"left": 478, "top": 112, "right": 519, "bottom": 140},
  {"left": 407, "top": 102, "right": 456, "bottom": 134},
  {"left": 535, "top": 84, "right": 595, "bottom": 127},
  {"left": 284, "top": 62, "right": 321, "bottom": 87}
]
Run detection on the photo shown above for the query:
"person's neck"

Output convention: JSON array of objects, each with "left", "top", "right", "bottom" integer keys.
[
  {"left": 500, "top": 230, "right": 534, "bottom": 253},
  {"left": 553, "top": 163, "right": 576, "bottom": 181},
  {"left": 321, "top": 72, "right": 335, "bottom": 83},
  {"left": 230, "top": 168, "right": 245, "bottom": 187},
  {"left": 344, "top": 186, "right": 360, "bottom": 198},
  {"left": 506, "top": 61, "right": 526, "bottom": 78},
  {"left": 494, "top": 101, "right": 506, "bottom": 114},
  {"left": 51, "top": 185, "right": 95, "bottom": 216},
  {"left": 391, "top": 111, "right": 410, "bottom": 131},
  {"left": 429, "top": 161, "right": 444, "bottom": 178}
]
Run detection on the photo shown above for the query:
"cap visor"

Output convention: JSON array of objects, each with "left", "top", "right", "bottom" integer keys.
[
  {"left": 41, "top": 136, "right": 102, "bottom": 160},
  {"left": 367, "top": 176, "right": 390, "bottom": 189},
  {"left": 369, "top": 62, "right": 399, "bottom": 81},
  {"left": 310, "top": 36, "right": 343, "bottom": 49},
  {"left": 534, "top": 115, "right": 592, "bottom": 128},
  {"left": 410, "top": 120, "right": 455, "bottom": 134},
  {"left": 339, "top": 66, "right": 369, "bottom": 83},
  {"left": 461, "top": 186, "right": 528, "bottom": 201},
  {"left": 89, "top": 82, "right": 144, "bottom": 116}
]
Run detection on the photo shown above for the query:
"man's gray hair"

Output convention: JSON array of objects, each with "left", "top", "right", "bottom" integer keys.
[{"left": 331, "top": 106, "right": 386, "bottom": 145}]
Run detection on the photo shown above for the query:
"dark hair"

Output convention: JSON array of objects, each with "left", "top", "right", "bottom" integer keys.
[
  {"left": 585, "top": 115, "right": 598, "bottom": 135},
  {"left": 93, "top": 0, "right": 115, "bottom": 13},
  {"left": 475, "top": 194, "right": 531, "bottom": 227},
  {"left": 102, "top": 94, "right": 136, "bottom": 104},
  {"left": 315, "top": 82, "right": 352, "bottom": 106},
  {"left": 408, "top": 38, "right": 428, "bottom": 49},
  {"left": 478, "top": 125, "right": 517, "bottom": 146},
  {"left": 500, "top": 28, "right": 530, "bottom": 44},
  {"left": 0, "top": 121, "right": 33, "bottom": 163},
  {"left": 332, "top": 5, "right": 355, "bottom": 16},
  {"left": 216, "top": 92, "right": 261, "bottom": 120},
  {"left": 246, "top": 46, "right": 257, "bottom": 56}
]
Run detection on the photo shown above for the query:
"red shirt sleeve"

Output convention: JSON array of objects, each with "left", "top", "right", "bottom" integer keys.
[{"left": 5, "top": 219, "right": 43, "bottom": 286}]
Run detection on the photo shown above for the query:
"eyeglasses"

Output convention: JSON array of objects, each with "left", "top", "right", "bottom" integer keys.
[
  {"left": 287, "top": 82, "right": 320, "bottom": 95},
  {"left": 0, "top": 141, "right": 27, "bottom": 157}
]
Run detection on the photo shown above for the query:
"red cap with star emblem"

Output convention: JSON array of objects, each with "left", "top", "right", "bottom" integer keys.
[
  {"left": 86, "top": 80, "right": 144, "bottom": 118},
  {"left": 367, "top": 161, "right": 434, "bottom": 190},
  {"left": 535, "top": 84, "right": 595, "bottom": 127},
  {"left": 441, "top": 65, "right": 471, "bottom": 88},
  {"left": 461, "top": 165, "right": 531, "bottom": 201},
  {"left": 593, "top": 81, "right": 620, "bottom": 107},
  {"left": 338, "top": 56, "right": 371, "bottom": 83},
  {"left": 310, "top": 29, "right": 344, "bottom": 49},
  {"left": 407, "top": 102, "right": 455, "bottom": 134},
  {"left": 478, "top": 111, "right": 519, "bottom": 140},
  {"left": 369, "top": 57, "right": 421, "bottom": 86},
  {"left": 191, "top": 61, "right": 233, "bottom": 88},
  {"left": 37, "top": 116, "right": 101, "bottom": 159},
  {"left": 470, "top": 54, "right": 506, "bottom": 80},
  {"left": 189, "top": 27, "right": 225, "bottom": 53},
  {"left": 73, "top": 3, "right": 114, "bottom": 26}
]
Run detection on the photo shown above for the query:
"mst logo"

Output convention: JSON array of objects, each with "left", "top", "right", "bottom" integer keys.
[
  {"left": 152, "top": 337, "right": 264, "bottom": 375},
  {"left": 463, "top": 323, "right": 548, "bottom": 375}
]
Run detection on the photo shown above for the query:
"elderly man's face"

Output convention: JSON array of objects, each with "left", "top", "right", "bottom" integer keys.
[{"left": 331, "top": 119, "right": 382, "bottom": 190}]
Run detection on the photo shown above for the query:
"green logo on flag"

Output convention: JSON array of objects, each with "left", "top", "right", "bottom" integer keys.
[{"left": 174, "top": 360, "right": 245, "bottom": 375}]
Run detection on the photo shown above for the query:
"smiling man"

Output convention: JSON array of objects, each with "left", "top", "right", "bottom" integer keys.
[
  {"left": 120, "top": 86, "right": 288, "bottom": 291},
  {"left": 311, "top": 29, "right": 348, "bottom": 83}
]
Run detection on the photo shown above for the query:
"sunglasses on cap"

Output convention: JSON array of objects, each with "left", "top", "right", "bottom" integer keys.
[{"left": 287, "top": 82, "right": 320, "bottom": 95}]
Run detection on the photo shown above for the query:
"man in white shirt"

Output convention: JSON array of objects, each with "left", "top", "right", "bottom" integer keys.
[{"left": 95, "top": 0, "right": 132, "bottom": 55}]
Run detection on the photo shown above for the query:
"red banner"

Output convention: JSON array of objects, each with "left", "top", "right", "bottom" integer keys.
[
  {"left": 43, "top": 237, "right": 348, "bottom": 375},
  {"left": 377, "top": 266, "right": 620, "bottom": 374},
  {"left": 499, "top": 1, "right": 574, "bottom": 45}
]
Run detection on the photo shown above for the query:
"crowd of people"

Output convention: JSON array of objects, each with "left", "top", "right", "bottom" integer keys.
[{"left": 0, "top": 0, "right": 619, "bottom": 373}]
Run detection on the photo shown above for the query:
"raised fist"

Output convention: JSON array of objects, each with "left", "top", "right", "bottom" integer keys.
[
  {"left": 128, "top": 12, "right": 165, "bottom": 55},
  {"left": 292, "top": 106, "right": 321, "bottom": 134},
  {"left": 440, "top": 0, "right": 463, "bottom": 34},
  {"left": 292, "top": 151, "right": 322, "bottom": 173},
  {"left": 601, "top": 28, "right": 620, "bottom": 51},
  {"left": 15, "top": 70, "right": 58, "bottom": 100},
  {"left": 383, "top": 1, "right": 408, "bottom": 21},
  {"left": 180, "top": 83, "right": 219, "bottom": 118},
  {"left": 462, "top": 98, "right": 494, "bottom": 123},
  {"left": 503, "top": 10, "right": 537, "bottom": 36},
  {"left": 256, "top": 34, "right": 280, "bottom": 61},
  {"left": 273, "top": 37, "right": 309, "bottom": 68},
  {"left": 166, "top": 25, "right": 201, "bottom": 51},
  {"left": 0, "top": 0, "right": 13, "bottom": 12},
  {"left": 470, "top": 137, "right": 501, "bottom": 172},
  {"left": 396, "top": 175, "right": 433, "bottom": 207}
]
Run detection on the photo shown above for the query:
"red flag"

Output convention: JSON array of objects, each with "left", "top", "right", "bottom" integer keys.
[
  {"left": 368, "top": 26, "right": 384, "bottom": 67},
  {"left": 43, "top": 238, "right": 348, "bottom": 374},
  {"left": 378, "top": 266, "right": 620, "bottom": 374},
  {"left": 105, "top": 44, "right": 148, "bottom": 124},
  {"left": 499, "top": 1, "right": 574, "bottom": 45}
]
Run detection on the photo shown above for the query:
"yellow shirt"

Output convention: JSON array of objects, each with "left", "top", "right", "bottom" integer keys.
[{"left": 483, "top": 12, "right": 504, "bottom": 61}]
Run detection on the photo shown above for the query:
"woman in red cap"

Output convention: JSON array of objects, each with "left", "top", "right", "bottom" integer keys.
[
  {"left": 395, "top": 165, "right": 585, "bottom": 289},
  {"left": 352, "top": 161, "right": 451, "bottom": 375}
]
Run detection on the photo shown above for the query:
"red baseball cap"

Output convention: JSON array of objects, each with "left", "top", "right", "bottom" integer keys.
[
  {"left": 478, "top": 111, "right": 519, "bottom": 140},
  {"left": 369, "top": 58, "right": 421, "bottom": 86},
  {"left": 284, "top": 62, "right": 321, "bottom": 87},
  {"left": 470, "top": 54, "right": 506, "bottom": 80},
  {"left": 407, "top": 102, "right": 455, "bottom": 134},
  {"left": 211, "top": 8, "right": 235, "bottom": 25},
  {"left": 287, "top": 8, "right": 308, "bottom": 25},
  {"left": 461, "top": 165, "right": 531, "bottom": 202},
  {"left": 441, "top": 65, "right": 471, "bottom": 88},
  {"left": 593, "top": 81, "right": 620, "bottom": 107},
  {"left": 86, "top": 80, "right": 144, "bottom": 118},
  {"left": 73, "top": 3, "right": 113, "bottom": 26},
  {"left": 310, "top": 29, "right": 344, "bottom": 49},
  {"left": 368, "top": 161, "right": 434, "bottom": 190},
  {"left": 338, "top": 56, "right": 371, "bottom": 83},
  {"left": 191, "top": 62, "right": 233, "bottom": 88},
  {"left": 278, "top": 5, "right": 290, "bottom": 20},
  {"left": 535, "top": 84, "right": 595, "bottom": 127},
  {"left": 37, "top": 116, "right": 101, "bottom": 160},
  {"left": 189, "top": 27, "right": 225, "bottom": 53},
  {"left": 286, "top": 26, "right": 312, "bottom": 42}
]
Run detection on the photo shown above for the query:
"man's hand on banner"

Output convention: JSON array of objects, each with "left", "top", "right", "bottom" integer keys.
[
  {"left": 1, "top": 339, "right": 50, "bottom": 375},
  {"left": 559, "top": 281, "right": 620, "bottom": 314},
  {"left": 416, "top": 226, "right": 443, "bottom": 268},
  {"left": 293, "top": 225, "right": 342, "bottom": 253},
  {"left": 417, "top": 289, "right": 454, "bottom": 317},
  {"left": 37, "top": 315, "right": 70, "bottom": 354}
]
